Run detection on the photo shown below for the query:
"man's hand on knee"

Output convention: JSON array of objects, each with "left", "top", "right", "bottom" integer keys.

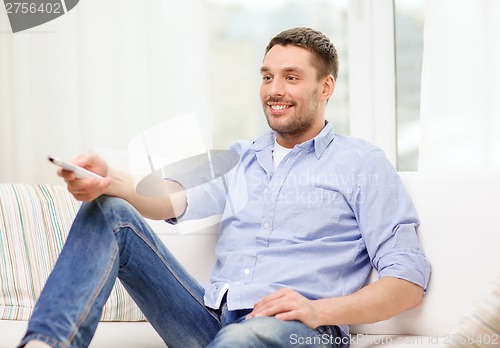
[{"left": 246, "top": 288, "right": 322, "bottom": 329}]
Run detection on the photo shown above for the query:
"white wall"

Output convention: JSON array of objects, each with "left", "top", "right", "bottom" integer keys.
[{"left": 0, "top": 0, "right": 212, "bottom": 184}]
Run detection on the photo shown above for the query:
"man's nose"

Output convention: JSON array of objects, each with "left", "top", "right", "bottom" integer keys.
[{"left": 268, "top": 79, "right": 285, "bottom": 97}]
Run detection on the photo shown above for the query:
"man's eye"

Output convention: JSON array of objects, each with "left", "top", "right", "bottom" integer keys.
[
  {"left": 262, "top": 76, "right": 272, "bottom": 82},
  {"left": 287, "top": 76, "right": 298, "bottom": 81}
]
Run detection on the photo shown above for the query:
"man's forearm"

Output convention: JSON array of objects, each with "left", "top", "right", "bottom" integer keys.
[
  {"left": 106, "top": 168, "right": 187, "bottom": 220},
  {"left": 315, "top": 277, "right": 423, "bottom": 326}
]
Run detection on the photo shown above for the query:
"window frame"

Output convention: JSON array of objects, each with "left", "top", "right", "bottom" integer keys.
[{"left": 348, "top": 0, "right": 397, "bottom": 166}]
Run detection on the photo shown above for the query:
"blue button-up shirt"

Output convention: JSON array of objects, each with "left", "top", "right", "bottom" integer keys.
[{"left": 176, "top": 123, "right": 430, "bottom": 326}]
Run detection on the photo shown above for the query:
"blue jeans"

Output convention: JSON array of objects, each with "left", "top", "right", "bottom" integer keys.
[{"left": 19, "top": 196, "right": 344, "bottom": 348}]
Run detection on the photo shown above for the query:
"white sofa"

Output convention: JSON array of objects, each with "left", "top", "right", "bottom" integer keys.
[{"left": 0, "top": 172, "right": 499, "bottom": 347}]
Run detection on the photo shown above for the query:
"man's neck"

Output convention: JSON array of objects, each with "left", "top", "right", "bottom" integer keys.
[{"left": 276, "top": 119, "right": 326, "bottom": 149}]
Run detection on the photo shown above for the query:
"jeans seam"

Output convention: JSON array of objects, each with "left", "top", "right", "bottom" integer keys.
[
  {"left": 114, "top": 222, "right": 222, "bottom": 327},
  {"left": 66, "top": 244, "right": 119, "bottom": 346}
]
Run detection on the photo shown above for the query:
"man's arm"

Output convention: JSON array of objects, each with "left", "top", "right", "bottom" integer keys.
[
  {"left": 58, "top": 152, "right": 187, "bottom": 220},
  {"left": 247, "top": 276, "right": 423, "bottom": 329}
]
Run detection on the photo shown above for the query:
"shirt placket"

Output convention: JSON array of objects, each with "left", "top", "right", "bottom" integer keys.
[
  {"left": 233, "top": 145, "right": 310, "bottom": 306},
  {"left": 256, "top": 149, "right": 303, "bottom": 248}
]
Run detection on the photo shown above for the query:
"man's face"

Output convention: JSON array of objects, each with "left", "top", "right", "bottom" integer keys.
[{"left": 260, "top": 44, "right": 327, "bottom": 140}]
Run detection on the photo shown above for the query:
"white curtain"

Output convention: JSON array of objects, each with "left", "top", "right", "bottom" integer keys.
[
  {"left": 419, "top": 0, "right": 500, "bottom": 172},
  {"left": 0, "top": 0, "right": 212, "bottom": 184}
]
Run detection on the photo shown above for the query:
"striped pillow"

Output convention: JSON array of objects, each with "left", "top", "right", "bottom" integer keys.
[
  {"left": 448, "top": 276, "right": 500, "bottom": 347},
  {"left": 0, "top": 184, "right": 146, "bottom": 321}
]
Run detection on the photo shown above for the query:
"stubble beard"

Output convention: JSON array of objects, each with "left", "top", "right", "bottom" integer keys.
[{"left": 263, "top": 98, "right": 319, "bottom": 140}]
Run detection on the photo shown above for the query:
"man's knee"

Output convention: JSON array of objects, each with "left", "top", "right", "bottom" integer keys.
[
  {"left": 79, "top": 195, "right": 139, "bottom": 222},
  {"left": 93, "top": 195, "right": 136, "bottom": 214}
]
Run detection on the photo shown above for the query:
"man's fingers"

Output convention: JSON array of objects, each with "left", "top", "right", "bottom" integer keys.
[
  {"left": 254, "top": 288, "right": 293, "bottom": 308},
  {"left": 66, "top": 177, "right": 110, "bottom": 202},
  {"left": 249, "top": 294, "right": 298, "bottom": 318}
]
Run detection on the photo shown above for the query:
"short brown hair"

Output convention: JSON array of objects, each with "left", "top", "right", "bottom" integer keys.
[{"left": 265, "top": 27, "right": 338, "bottom": 80}]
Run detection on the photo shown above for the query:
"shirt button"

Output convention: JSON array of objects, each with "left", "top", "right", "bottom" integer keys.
[
  {"left": 244, "top": 269, "right": 250, "bottom": 275},
  {"left": 263, "top": 222, "right": 270, "bottom": 229}
]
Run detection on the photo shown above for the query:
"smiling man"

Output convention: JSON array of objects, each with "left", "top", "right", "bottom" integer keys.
[
  {"left": 260, "top": 43, "right": 335, "bottom": 148},
  {"left": 21, "top": 28, "right": 430, "bottom": 348}
]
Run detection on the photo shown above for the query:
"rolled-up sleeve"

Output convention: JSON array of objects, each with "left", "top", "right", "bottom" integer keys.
[{"left": 353, "top": 150, "right": 431, "bottom": 292}]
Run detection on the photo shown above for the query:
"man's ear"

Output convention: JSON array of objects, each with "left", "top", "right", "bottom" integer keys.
[{"left": 320, "top": 74, "right": 335, "bottom": 101}]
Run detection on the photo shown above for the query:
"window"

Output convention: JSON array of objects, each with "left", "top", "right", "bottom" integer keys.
[
  {"left": 395, "top": 0, "right": 425, "bottom": 171},
  {"left": 348, "top": 0, "right": 424, "bottom": 170}
]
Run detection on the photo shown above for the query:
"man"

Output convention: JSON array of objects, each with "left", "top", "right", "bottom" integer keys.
[{"left": 21, "top": 27, "right": 430, "bottom": 348}]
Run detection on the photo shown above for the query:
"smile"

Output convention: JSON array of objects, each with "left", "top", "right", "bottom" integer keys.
[
  {"left": 267, "top": 103, "right": 293, "bottom": 114},
  {"left": 270, "top": 104, "right": 290, "bottom": 110}
]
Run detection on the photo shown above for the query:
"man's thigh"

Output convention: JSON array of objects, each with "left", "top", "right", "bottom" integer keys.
[
  {"left": 92, "top": 196, "right": 221, "bottom": 347},
  {"left": 206, "top": 316, "right": 343, "bottom": 348}
]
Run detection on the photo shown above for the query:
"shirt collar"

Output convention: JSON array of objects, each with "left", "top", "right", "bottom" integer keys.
[{"left": 253, "top": 122, "right": 335, "bottom": 159}]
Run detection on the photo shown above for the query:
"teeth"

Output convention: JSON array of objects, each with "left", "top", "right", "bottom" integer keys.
[{"left": 270, "top": 104, "right": 289, "bottom": 110}]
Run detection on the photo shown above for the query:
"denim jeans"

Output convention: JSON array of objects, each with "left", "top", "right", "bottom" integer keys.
[{"left": 19, "top": 196, "right": 344, "bottom": 348}]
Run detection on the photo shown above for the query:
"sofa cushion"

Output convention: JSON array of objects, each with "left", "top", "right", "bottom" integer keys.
[
  {"left": 0, "top": 184, "right": 146, "bottom": 321},
  {"left": 0, "top": 320, "right": 165, "bottom": 348},
  {"left": 351, "top": 173, "right": 500, "bottom": 337},
  {"left": 448, "top": 276, "right": 499, "bottom": 347}
]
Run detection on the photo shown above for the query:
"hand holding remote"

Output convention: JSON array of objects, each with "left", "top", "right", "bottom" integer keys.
[
  {"left": 48, "top": 156, "right": 104, "bottom": 180},
  {"left": 49, "top": 153, "right": 111, "bottom": 202}
]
